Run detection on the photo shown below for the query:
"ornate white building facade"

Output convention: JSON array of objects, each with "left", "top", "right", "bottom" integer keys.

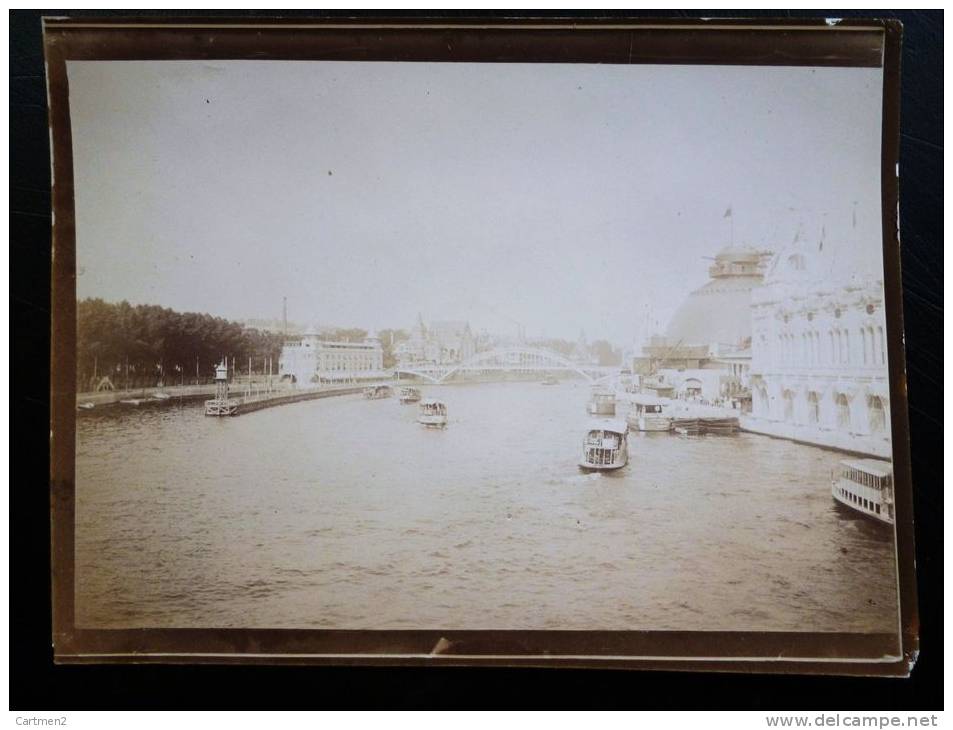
[
  {"left": 279, "top": 327, "right": 384, "bottom": 384},
  {"left": 743, "top": 237, "right": 891, "bottom": 458}
]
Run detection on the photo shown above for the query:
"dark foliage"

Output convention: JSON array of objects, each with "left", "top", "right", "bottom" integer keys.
[{"left": 77, "top": 298, "right": 288, "bottom": 390}]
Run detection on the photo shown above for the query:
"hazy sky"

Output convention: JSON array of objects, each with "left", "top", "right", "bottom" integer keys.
[{"left": 68, "top": 60, "right": 883, "bottom": 344}]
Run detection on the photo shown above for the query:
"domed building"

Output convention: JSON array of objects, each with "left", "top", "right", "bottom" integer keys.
[
  {"left": 634, "top": 246, "right": 769, "bottom": 403},
  {"left": 665, "top": 246, "right": 771, "bottom": 348}
]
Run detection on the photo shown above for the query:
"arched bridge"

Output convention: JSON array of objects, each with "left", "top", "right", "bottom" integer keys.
[{"left": 392, "top": 346, "right": 619, "bottom": 384}]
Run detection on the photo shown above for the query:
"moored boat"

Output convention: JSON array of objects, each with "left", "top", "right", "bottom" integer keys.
[
  {"left": 578, "top": 419, "right": 628, "bottom": 471},
  {"left": 626, "top": 394, "right": 672, "bottom": 432},
  {"left": 587, "top": 389, "right": 616, "bottom": 416},
  {"left": 363, "top": 384, "right": 393, "bottom": 399},
  {"left": 398, "top": 386, "right": 422, "bottom": 404},
  {"left": 541, "top": 375, "right": 559, "bottom": 385},
  {"left": 831, "top": 458, "right": 894, "bottom": 525},
  {"left": 418, "top": 399, "right": 448, "bottom": 427}
]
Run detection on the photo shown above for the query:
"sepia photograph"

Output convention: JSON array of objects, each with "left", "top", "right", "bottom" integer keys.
[{"left": 43, "top": 18, "right": 917, "bottom": 671}]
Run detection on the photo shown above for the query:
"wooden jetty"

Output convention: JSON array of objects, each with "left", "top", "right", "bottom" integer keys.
[{"left": 670, "top": 416, "right": 739, "bottom": 435}]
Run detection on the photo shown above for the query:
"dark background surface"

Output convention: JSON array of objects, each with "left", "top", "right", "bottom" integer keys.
[{"left": 11, "top": 9, "right": 942, "bottom": 709}]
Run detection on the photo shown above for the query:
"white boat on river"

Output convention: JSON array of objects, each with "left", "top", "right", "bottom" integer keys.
[
  {"left": 398, "top": 386, "right": 422, "bottom": 404},
  {"left": 418, "top": 399, "right": 448, "bottom": 427},
  {"left": 579, "top": 418, "right": 628, "bottom": 471},
  {"left": 626, "top": 393, "right": 672, "bottom": 432},
  {"left": 831, "top": 458, "right": 894, "bottom": 525}
]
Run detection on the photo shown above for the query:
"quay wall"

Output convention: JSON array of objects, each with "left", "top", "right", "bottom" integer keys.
[
  {"left": 234, "top": 386, "right": 364, "bottom": 415},
  {"left": 77, "top": 384, "right": 217, "bottom": 407},
  {"left": 77, "top": 383, "right": 367, "bottom": 412},
  {"left": 739, "top": 416, "right": 892, "bottom": 459}
]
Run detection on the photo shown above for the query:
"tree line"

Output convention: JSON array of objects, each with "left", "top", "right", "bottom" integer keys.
[
  {"left": 77, "top": 299, "right": 416, "bottom": 391},
  {"left": 77, "top": 299, "right": 289, "bottom": 391}
]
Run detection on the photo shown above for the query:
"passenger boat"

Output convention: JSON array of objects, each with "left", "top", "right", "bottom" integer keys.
[
  {"left": 541, "top": 375, "right": 559, "bottom": 385},
  {"left": 151, "top": 392, "right": 172, "bottom": 401},
  {"left": 587, "top": 389, "right": 616, "bottom": 416},
  {"left": 417, "top": 399, "right": 448, "bottom": 427},
  {"left": 398, "top": 386, "right": 422, "bottom": 404},
  {"left": 831, "top": 459, "right": 894, "bottom": 525},
  {"left": 626, "top": 394, "right": 672, "bottom": 432},
  {"left": 119, "top": 398, "right": 148, "bottom": 407},
  {"left": 362, "top": 384, "right": 392, "bottom": 399},
  {"left": 77, "top": 402, "right": 95, "bottom": 411},
  {"left": 579, "top": 419, "right": 628, "bottom": 471}
]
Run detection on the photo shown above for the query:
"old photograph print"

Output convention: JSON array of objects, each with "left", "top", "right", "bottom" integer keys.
[{"left": 69, "top": 59, "right": 900, "bottom": 637}]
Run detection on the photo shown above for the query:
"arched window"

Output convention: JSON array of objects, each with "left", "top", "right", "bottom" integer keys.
[
  {"left": 829, "top": 330, "right": 835, "bottom": 364},
  {"left": 836, "top": 393, "right": 851, "bottom": 429},
  {"left": 807, "top": 391, "right": 820, "bottom": 424},
  {"left": 783, "top": 390, "right": 795, "bottom": 422},
  {"left": 868, "top": 395, "right": 886, "bottom": 433},
  {"left": 844, "top": 330, "right": 851, "bottom": 364},
  {"left": 754, "top": 383, "right": 769, "bottom": 417},
  {"left": 877, "top": 326, "right": 886, "bottom": 365}
]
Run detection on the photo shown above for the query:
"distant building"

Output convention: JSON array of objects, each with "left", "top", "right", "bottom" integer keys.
[
  {"left": 570, "top": 330, "right": 598, "bottom": 365},
  {"left": 278, "top": 326, "right": 384, "bottom": 384},
  {"left": 395, "top": 314, "right": 476, "bottom": 365},
  {"left": 745, "top": 231, "right": 890, "bottom": 458},
  {"left": 633, "top": 246, "right": 769, "bottom": 403}
]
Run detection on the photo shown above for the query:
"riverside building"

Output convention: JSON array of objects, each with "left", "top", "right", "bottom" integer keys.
[
  {"left": 278, "top": 327, "right": 385, "bottom": 385},
  {"left": 744, "top": 229, "right": 891, "bottom": 458}
]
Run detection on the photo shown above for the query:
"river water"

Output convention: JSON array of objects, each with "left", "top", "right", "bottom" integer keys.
[{"left": 75, "top": 381, "right": 899, "bottom": 632}]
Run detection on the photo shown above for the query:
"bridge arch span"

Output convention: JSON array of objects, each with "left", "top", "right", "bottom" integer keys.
[{"left": 392, "top": 346, "right": 616, "bottom": 384}]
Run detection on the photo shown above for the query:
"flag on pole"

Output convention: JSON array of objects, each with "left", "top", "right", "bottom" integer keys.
[{"left": 723, "top": 206, "right": 732, "bottom": 219}]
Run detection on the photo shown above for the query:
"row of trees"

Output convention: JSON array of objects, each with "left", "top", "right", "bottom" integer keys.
[
  {"left": 77, "top": 299, "right": 287, "bottom": 391},
  {"left": 77, "top": 299, "right": 419, "bottom": 391}
]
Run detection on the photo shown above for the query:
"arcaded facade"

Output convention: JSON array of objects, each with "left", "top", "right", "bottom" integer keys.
[{"left": 745, "top": 239, "right": 891, "bottom": 458}]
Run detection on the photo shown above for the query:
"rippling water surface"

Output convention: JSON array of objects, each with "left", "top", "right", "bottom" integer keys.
[{"left": 76, "top": 381, "right": 898, "bottom": 631}]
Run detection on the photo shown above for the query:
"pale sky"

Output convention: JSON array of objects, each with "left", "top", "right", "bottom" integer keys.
[{"left": 68, "top": 60, "right": 883, "bottom": 345}]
